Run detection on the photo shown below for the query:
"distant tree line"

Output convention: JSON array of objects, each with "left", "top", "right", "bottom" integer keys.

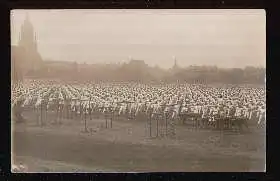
[
  {"left": 26, "top": 60, "right": 265, "bottom": 85},
  {"left": 170, "top": 66, "right": 265, "bottom": 84}
]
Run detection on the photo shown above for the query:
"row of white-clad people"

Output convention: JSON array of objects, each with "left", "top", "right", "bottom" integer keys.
[
  {"left": 18, "top": 92, "right": 266, "bottom": 124},
  {"left": 12, "top": 82, "right": 265, "bottom": 121}
]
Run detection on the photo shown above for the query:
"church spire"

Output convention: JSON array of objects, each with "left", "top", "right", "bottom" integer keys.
[
  {"left": 15, "top": 11, "right": 42, "bottom": 73},
  {"left": 18, "top": 12, "right": 35, "bottom": 47},
  {"left": 172, "top": 56, "right": 178, "bottom": 69}
]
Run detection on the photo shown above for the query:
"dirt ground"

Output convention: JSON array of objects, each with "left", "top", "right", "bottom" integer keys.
[{"left": 11, "top": 110, "right": 266, "bottom": 172}]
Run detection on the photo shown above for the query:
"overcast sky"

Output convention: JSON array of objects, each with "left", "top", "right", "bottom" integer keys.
[{"left": 11, "top": 9, "right": 265, "bottom": 69}]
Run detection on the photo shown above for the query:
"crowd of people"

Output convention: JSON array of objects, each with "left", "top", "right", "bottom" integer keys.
[{"left": 11, "top": 79, "right": 266, "bottom": 125}]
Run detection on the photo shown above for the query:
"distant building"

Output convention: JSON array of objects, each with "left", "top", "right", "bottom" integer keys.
[
  {"left": 44, "top": 60, "right": 76, "bottom": 67},
  {"left": 128, "top": 59, "right": 148, "bottom": 69},
  {"left": 11, "top": 46, "right": 24, "bottom": 82},
  {"left": 123, "top": 59, "right": 149, "bottom": 82},
  {"left": 11, "top": 13, "right": 43, "bottom": 81},
  {"left": 43, "top": 60, "right": 78, "bottom": 73},
  {"left": 170, "top": 56, "right": 181, "bottom": 73}
]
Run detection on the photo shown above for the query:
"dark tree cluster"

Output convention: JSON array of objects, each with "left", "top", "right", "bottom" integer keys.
[{"left": 24, "top": 60, "right": 265, "bottom": 85}]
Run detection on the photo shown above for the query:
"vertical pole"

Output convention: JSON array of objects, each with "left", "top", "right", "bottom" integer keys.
[
  {"left": 170, "top": 114, "right": 173, "bottom": 136},
  {"left": 36, "top": 106, "right": 39, "bottom": 126},
  {"left": 165, "top": 113, "right": 168, "bottom": 137},
  {"left": 59, "top": 104, "right": 61, "bottom": 125},
  {"left": 173, "top": 117, "right": 175, "bottom": 136},
  {"left": 56, "top": 101, "right": 58, "bottom": 125},
  {"left": 56, "top": 100, "right": 59, "bottom": 124},
  {"left": 66, "top": 101, "right": 68, "bottom": 119},
  {"left": 79, "top": 100, "right": 82, "bottom": 121},
  {"left": 105, "top": 109, "right": 108, "bottom": 128},
  {"left": 195, "top": 117, "right": 198, "bottom": 130},
  {"left": 68, "top": 103, "right": 70, "bottom": 119},
  {"left": 61, "top": 102, "right": 63, "bottom": 119},
  {"left": 40, "top": 102, "right": 43, "bottom": 126},
  {"left": 64, "top": 101, "right": 66, "bottom": 119},
  {"left": 89, "top": 98, "right": 92, "bottom": 120},
  {"left": 75, "top": 101, "right": 77, "bottom": 120},
  {"left": 66, "top": 100, "right": 69, "bottom": 119},
  {"left": 70, "top": 104, "right": 72, "bottom": 120},
  {"left": 84, "top": 106, "right": 87, "bottom": 132},
  {"left": 172, "top": 113, "right": 175, "bottom": 137},
  {"left": 72, "top": 100, "right": 75, "bottom": 120},
  {"left": 59, "top": 102, "right": 62, "bottom": 124},
  {"left": 69, "top": 105, "right": 73, "bottom": 119},
  {"left": 111, "top": 111, "right": 113, "bottom": 128},
  {"left": 219, "top": 118, "right": 223, "bottom": 144},
  {"left": 74, "top": 101, "right": 76, "bottom": 120},
  {"left": 59, "top": 104, "right": 61, "bottom": 124},
  {"left": 45, "top": 102, "right": 48, "bottom": 124},
  {"left": 61, "top": 104, "right": 63, "bottom": 122},
  {"left": 149, "top": 112, "right": 152, "bottom": 138},
  {"left": 110, "top": 109, "right": 114, "bottom": 128},
  {"left": 193, "top": 116, "right": 195, "bottom": 130},
  {"left": 57, "top": 103, "right": 60, "bottom": 125},
  {"left": 156, "top": 116, "right": 158, "bottom": 137}
]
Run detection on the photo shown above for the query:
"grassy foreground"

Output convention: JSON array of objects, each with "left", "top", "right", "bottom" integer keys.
[{"left": 12, "top": 114, "right": 265, "bottom": 172}]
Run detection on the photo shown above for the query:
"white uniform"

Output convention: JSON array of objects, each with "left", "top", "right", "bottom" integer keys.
[
  {"left": 198, "top": 105, "right": 202, "bottom": 114},
  {"left": 249, "top": 109, "right": 253, "bottom": 120},
  {"left": 209, "top": 108, "right": 215, "bottom": 122},
  {"left": 181, "top": 106, "right": 188, "bottom": 113},
  {"left": 119, "top": 103, "right": 127, "bottom": 115},
  {"left": 244, "top": 108, "right": 250, "bottom": 119},
  {"left": 225, "top": 107, "right": 231, "bottom": 117},
  {"left": 220, "top": 109, "right": 226, "bottom": 118},
  {"left": 212, "top": 108, "right": 218, "bottom": 120},
  {"left": 201, "top": 106, "right": 208, "bottom": 118},
  {"left": 35, "top": 97, "right": 43, "bottom": 108},
  {"left": 235, "top": 108, "right": 242, "bottom": 117},
  {"left": 135, "top": 103, "right": 142, "bottom": 115},
  {"left": 258, "top": 109, "right": 266, "bottom": 124},
  {"left": 172, "top": 105, "right": 180, "bottom": 118}
]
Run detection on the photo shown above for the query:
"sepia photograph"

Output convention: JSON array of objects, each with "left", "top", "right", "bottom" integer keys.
[{"left": 11, "top": 9, "right": 266, "bottom": 172}]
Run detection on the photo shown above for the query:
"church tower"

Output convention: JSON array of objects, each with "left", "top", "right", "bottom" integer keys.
[
  {"left": 18, "top": 14, "right": 39, "bottom": 52},
  {"left": 18, "top": 13, "right": 42, "bottom": 71},
  {"left": 172, "top": 56, "right": 179, "bottom": 70}
]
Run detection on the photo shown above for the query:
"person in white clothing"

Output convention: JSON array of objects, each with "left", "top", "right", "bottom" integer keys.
[
  {"left": 201, "top": 106, "right": 208, "bottom": 119},
  {"left": 258, "top": 107, "right": 266, "bottom": 125},
  {"left": 234, "top": 106, "right": 242, "bottom": 118}
]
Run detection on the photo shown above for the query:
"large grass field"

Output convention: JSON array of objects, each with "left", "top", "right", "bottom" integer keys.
[{"left": 12, "top": 110, "right": 266, "bottom": 172}]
